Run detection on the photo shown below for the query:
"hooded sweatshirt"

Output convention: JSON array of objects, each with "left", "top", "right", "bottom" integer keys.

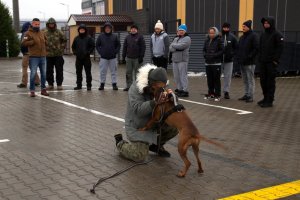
[
  {"left": 71, "top": 24, "right": 95, "bottom": 59},
  {"left": 20, "top": 22, "right": 31, "bottom": 54},
  {"left": 96, "top": 22, "right": 121, "bottom": 59},
  {"left": 44, "top": 18, "right": 67, "bottom": 57},
  {"left": 259, "top": 16, "right": 284, "bottom": 63},
  {"left": 203, "top": 27, "right": 224, "bottom": 65}
]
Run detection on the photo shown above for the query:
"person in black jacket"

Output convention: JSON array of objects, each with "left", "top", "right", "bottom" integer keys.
[
  {"left": 258, "top": 17, "right": 284, "bottom": 108},
  {"left": 17, "top": 22, "right": 40, "bottom": 88},
  {"left": 236, "top": 20, "right": 259, "bottom": 103},
  {"left": 221, "top": 22, "right": 238, "bottom": 99},
  {"left": 71, "top": 24, "right": 95, "bottom": 91},
  {"left": 203, "top": 27, "right": 224, "bottom": 101},
  {"left": 96, "top": 22, "right": 121, "bottom": 90},
  {"left": 122, "top": 24, "right": 146, "bottom": 91}
]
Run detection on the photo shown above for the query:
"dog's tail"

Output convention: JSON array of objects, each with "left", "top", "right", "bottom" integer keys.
[{"left": 199, "top": 135, "right": 228, "bottom": 151}]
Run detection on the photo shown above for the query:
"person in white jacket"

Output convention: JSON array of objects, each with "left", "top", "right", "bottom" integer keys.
[{"left": 169, "top": 24, "right": 191, "bottom": 97}]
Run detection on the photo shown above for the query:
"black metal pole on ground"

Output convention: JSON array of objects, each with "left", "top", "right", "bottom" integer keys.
[{"left": 12, "top": 0, "right": 20, "bottom": 32}]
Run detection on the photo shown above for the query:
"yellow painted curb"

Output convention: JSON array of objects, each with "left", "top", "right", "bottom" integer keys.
[{"left": 219, "top": 180, "right": 300, "bottom": 200}]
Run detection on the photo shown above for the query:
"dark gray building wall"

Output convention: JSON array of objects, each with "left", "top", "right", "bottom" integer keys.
[
  {"left": 254, "top": 0, "right": 300, "bottom": 42},
  {"left": 113, "top": 0, "right": 136, "bottom": 13},
  {"left": 143, "top": 0, "right": 177, "bottom": 33},
  {"left": 186, "top": 0, "right": 239, "bottom": 33}
]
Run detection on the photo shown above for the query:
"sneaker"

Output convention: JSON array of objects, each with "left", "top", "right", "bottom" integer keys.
[
  {"left": 178, "top": 91, "right": 189, "bottom": 97},
  {"left": 260, "top": 102, "right": 273, "bottom": 108},
  {"left": 112, "top": 83, "right": 118, "bottom": 91},
  {"left": 35, "top": 83, "right": 40, "bottom": 86},
  {"left": 123, "top": 88, "right": 129, "bottom": 91},
  {"left": 30, "top": 91, "right": 35, "bottom": 97},
  {"left": 87, "top": 86, "right": 91, "bottom": 91},
  {"left": 57, "top": 85, "right": 63, "bottom": 90},
  {"left": 98, "top": 83, "right": 105, "bottom": 90},
  {"left": 257, "top": 99, "right": 265, "bottom": 106},
  {"left": 47, "top": 85, "right": 54, "bottom": 90},
  {"left": 149, "top": 144, "right": 171, "bottom": 157},
  {"left": 204, "top": 94, "right": 214, "bottom": 100},
  {"left": 17, "top": 83, "right": 27, "bottom": 88},
  {"left": 74, "top": 86, "right": 82, "bottom": 90},
  {"left": 41, "top": 89, "right": 49, "bottom": 96},
  {"left": 114, "top": 134, "right": 123, "bottom": 146},
  {"left": 238, "top": 95, "right": 248, "bottom": 101},
  {"left": 214, "top": 97, "right": 221, "bottom": 102},
  {"left": 224, "top": 92, "right": 230, "bottom": 99},
  {"left": 245, "top": 97, "right": 254, "bottom": 103}
]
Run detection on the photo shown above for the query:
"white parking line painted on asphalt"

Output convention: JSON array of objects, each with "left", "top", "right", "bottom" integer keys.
[
  {"left": 179, "top": 99, "right": 253, "bottom": 115},
  {"left": 37, "top": 94, "right": 125, "bottom": 122},
  {"left": 0, "top": 139, "right": 10, "bottom": 143}
]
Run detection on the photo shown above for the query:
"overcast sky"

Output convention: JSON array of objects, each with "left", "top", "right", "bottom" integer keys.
[{"left": 1, "top": 0, "right": 82, "bottom": 21}]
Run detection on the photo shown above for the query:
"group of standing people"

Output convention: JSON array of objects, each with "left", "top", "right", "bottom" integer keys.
[{"left": 203, "top": 17, "right": 283, "bottom": 107}]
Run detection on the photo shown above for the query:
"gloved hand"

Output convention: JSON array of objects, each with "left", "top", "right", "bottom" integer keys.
[{"left": 138, "top": 57, "right": 143, "bottom": 64}]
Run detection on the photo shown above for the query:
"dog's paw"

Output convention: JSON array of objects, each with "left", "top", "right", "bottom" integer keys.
[
  {"left": 138, "top": 127, "right": 147, "bottom": 131},
  {"left": 176, "top": 171, "right": 186, "bottom": 178}
]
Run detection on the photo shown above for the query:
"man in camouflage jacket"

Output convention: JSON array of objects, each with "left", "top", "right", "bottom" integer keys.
[{"left": 44, "top": 18, "right": 67, "bottom": 90}]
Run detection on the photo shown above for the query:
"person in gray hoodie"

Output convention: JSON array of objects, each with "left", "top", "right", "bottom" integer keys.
[
  {"left": 114, "top": 64, "right": 178, "bottom": 162},
  {"left": 169, "top": 24, "right": 191, "bottom": 97}
]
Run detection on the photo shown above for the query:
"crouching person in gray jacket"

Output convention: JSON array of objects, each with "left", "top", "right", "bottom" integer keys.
[
  {"left": 114, "top": 64, "right": 178, "bottom": 162},
  {"left": 170, "top": 24, "right": 191, "bottom": 97}
]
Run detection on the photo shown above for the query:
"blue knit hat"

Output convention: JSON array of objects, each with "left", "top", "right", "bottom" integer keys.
[{"left": 178, "top": 24, "right": 187, "bottom": 32}]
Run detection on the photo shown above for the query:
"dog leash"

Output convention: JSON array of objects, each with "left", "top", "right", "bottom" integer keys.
[{"left": 90, "top": 125, "right": 163, "bottom": 194}]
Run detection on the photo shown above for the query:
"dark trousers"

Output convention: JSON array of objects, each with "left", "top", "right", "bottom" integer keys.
[
  {"left": 259, "top": 62, "right": 277, "bottom": 103},
  {"left": 206, "top": 65, "right": 221, "bottom": 96},
  {"left": 75, "top": 56, "right": 92, "bottom": 87},
  {"left": 152, "top": 56, "right": 168, "bottom": 70},
  {"left": 46, "top": 56, "right": 64, "bottom": 86}
]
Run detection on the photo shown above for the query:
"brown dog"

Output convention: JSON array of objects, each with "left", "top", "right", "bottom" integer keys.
[{"left": 140, "top": 89, "right": 226, "bottom": 177}]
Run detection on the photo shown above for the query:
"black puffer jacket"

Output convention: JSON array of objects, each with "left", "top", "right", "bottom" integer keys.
[
  {"left": 96, "top": 22, "right": 121, "bottom": 59},
  {"left": 71, "top": 24, "right": 95, "bottom": 59},
  {"left": 259, "top": 16, "right": 284, "bottom": 63},
  {"left": 222, "top": 32, "right": 238, "bottom": 63},
  {"left": 203, "top": 35, "right": 224, "bottom": 64},
  {"left": 237, "top": 30, "right": 259, "bottom": 65}
]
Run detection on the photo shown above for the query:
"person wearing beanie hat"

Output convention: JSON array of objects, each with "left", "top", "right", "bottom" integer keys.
[
  {"left": 17, "top": 22, "right": 40, "bottom": 88},
  {"left": 243, "top": 20, "right": 252, "bottom": 29},
  {"left": 71, "top": 23, "right": 95, "bottom": 91},
  {"left": 96, "top": 22, "right": 121, "bottom": 90},
  {"left": 203, "top": 27, "right": 224, "bottom": 102},
  {"left": 221, "top": 22, "right": 238, "bottom": 99},
  {"left": 44, "top": 17, "right": 67, "bottom": 91},
  {"left": 236, "top": 20, "right": 259, "bottom": 103},
  {"left": 122, "top": 24, "right": 146, "bottom": 91},
  {"left": 169, "top": 24, "right": 191, "bottom": 97},
  {"left": 114, "top": 64, "right": 178, "bottom": 162},
  {"left": 257, "top": 16, "right": 284, "bottom": 108},
  {"left": 150, "top": 20, "right": 170, "bottom": 70}
]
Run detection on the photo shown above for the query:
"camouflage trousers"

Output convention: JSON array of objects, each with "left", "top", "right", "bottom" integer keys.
[{"left": 117, "top": 124, "right": 178, "bottom": 162}]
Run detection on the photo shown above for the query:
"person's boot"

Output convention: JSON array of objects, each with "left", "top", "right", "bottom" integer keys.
[
  {"left": 17, "top": 83, "right": 26, "bottom": 88},
  {"left": 149, "top": 144, "right": 171, "bottom": 157},
  {"left": 112, "top": 83, "right": 118, "bottom": 91},
  {"left": 114, "top": 134, "right": 123, "bottom": 146},
  {"left": 257, "top": 99, "right": 265, "bottom": 106},
  {"left": 224, "top": 92, "right": 230, "bottom": 99},
  {"left": 30, "top": 91, "right": 36, "bottom": 97},
  {"left": 41, "top": 89, "right": 49, "bottom": 96},
  {"left": 98, "top": 83, "right": 105, "bottom": 90},
  {"left": 74, "top": 86, "right": 82, "bottom": 90}
]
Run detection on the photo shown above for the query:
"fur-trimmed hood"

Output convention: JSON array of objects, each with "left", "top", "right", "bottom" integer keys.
[{"left": 136, "top": 64, "right": 157, "bottom": 93}]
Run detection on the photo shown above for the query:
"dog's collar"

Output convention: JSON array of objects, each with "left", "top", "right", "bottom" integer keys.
[{"left": 160, "top": 104, "right": 185, "bottom": 124}]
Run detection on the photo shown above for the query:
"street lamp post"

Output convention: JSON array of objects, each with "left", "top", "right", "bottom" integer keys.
[
  {"left": 60, "top": 3, "right": 70, "bottom": 21},
  {"left": 38, "top": 11, "right": 46, "bottom": 28}
]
